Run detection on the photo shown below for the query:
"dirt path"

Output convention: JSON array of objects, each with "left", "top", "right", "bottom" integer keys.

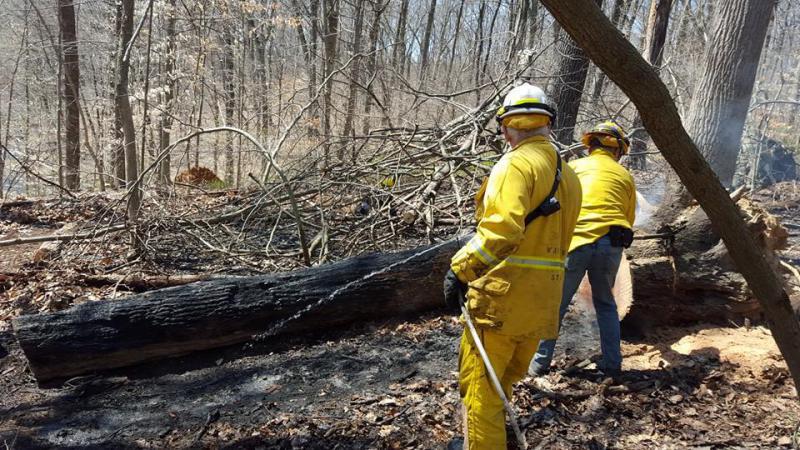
[{"left": 1, "top": 314, "right": 797, "bottom": 449}]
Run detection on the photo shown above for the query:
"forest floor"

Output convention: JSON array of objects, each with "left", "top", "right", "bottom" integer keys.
[{"left": 1, "top": 182, "right": 799, "bottom": 449}]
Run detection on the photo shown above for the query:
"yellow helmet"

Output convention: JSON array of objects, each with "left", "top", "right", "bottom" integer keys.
[
  {"left": 581, "top": 121, "right": 630, "bottom": 155},
  {"left": 495, "top": 83, "right": 556, "bottom": 130}
]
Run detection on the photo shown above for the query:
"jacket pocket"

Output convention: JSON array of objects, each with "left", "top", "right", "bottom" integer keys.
[{"left": 467, "top": 276, "right": 511, "bottom": 328}]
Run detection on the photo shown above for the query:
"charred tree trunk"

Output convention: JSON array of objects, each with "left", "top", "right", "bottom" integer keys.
[
  {"left": 540, "top": 0, "right": 800, "bottom": 397},
  {"left": 13, "top": 239, "right": 461, "bottom": 382},
  {"left": 59, "top": 0, "right": 80, "bottom": 191},
  {"left": 549, "top": 0, "right": 603, "bottom": 145}
]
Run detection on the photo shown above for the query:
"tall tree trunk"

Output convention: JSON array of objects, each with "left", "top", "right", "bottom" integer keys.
[
  {"left": 509, "top": 0, "right": 529, "bottom": 60},
  {"left": 472, "top": 0, "right": 487, "bottom": 102},
  {"left": 447, "top": 0, "right": 464, "bottom": 76},
  {"left": 321, "top": 0, "right": 340, "bottom": 164},
  {"left": 361, "top": 0, "right": 385, "bottom": 134},
  {"left": 139, "top": 2, "right": 154, "bottom": 174},
  {"left": 549, "top": 0, "right": 604, "bottom": 145},
  {"left": 309, "top": 0, "right": 320, "bottom": 135},
  {"left": 158, "top": 0, "right": 177, "bottom": 185},
  {"left": 223, "top": 33, "right": 236, "bottom": 185},
  {"left": 480, "top": 0, "right": 502, "bottom": 80},
  {"left": 683, "top": 0, "right": 777, "bottom": 188},
  {"left": 418, "top": 0, "right": 437, "bottom": 81},
  {"left": 115, "top": 0, "right": 140, "bottom": 222},
  {"left": 383, "top": 0, "right": 408, "bottom": 127},
  {"left": 342, "top": 0, "right": 365, "bottom": 141},
  {"left": 628, "top": 0, "right": 673, "bottom": 170},
  {"left": 59, "top": 0, "right": 81, "bottom": 191},
  {"left": 590, "top": 0, "right": 627, "bottom": 103},
  {"left": 112, "top": 1, "right": 126, "bottom": 188}
]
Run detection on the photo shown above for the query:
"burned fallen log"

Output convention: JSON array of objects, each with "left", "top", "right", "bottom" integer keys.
[{"left": 13, "top": 238, "right": 463, "bottom": 382}]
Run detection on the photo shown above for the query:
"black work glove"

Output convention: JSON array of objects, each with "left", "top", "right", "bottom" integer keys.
[{"left": 443, "top": 269, "right": 467, "bottom": 314}]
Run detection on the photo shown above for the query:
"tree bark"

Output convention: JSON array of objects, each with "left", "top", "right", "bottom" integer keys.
[
  {"left": 382, "top": 0, "right": 408, "bottom": 127},
  {"left": 158, "top": 0, "right": 177, "bottom": 186},
  {"left": 418, "top": 0, "right": 437, "bottom": 81},
  {"left": 628, "top": 0, "right": 672, "bottom": 170},
  {"left": 361, "top": 0, "right": 385, "bottom": 134},
  {"left": 59, "top": 0, "right": 80, "bottom": 191},
  {"left": 342, "top": 0, "right": 365, "bottom": 140},
  {"left": 223, "top": 33, "right": 236, "bottom": 185},
  {"left": 322, "top": 0, "right": 340, "bottom": 161},
  {"left": 112, "top": 2, "right": 126, "bottom": 188},
  {"left": 539, "top": 0, "right": 800, "bottom": 396},
  {"left": 683, "top": 0, "right": 777, "bottom": 188},
  {"left": 13, "top": 239, "right": 461, "bottom": 381},
  {"left": 115, "top": 0, "right": 140, "bottom": 221},
  {"left": 590, "top": 0, "right": 627, "bottom": 103},
  {"left": 549, "top": 0, "right": 603, "bottom": 145}
]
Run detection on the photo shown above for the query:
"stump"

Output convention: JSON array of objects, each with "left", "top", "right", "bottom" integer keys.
[{"left": 625, "top": 197, "right": 789, "bottom": 327}]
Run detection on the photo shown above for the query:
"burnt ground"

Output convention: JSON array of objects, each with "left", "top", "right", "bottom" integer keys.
[{"left": 1, "top": 313, "right": 798, "bottom": 449}]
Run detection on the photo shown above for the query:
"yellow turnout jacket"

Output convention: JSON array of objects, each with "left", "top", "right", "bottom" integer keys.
[
  {"left": 450, "top": 135, "right": 582, "bottom": 338},
  {"left": 568, "top": 149, "right": 636, "bottom": 252}
]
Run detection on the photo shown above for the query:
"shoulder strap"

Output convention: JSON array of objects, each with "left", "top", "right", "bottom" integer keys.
[{"left": 524, "top": 151, "right": 562, "bottom": 226}]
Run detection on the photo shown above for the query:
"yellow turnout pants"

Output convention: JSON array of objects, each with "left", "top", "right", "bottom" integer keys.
[{"left": 458, "top": 328, "right": 539, "bottom": 450}]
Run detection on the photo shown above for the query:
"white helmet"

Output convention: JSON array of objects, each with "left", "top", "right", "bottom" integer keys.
[{"left": 496, "top": 83, "right": 556, "bottom": 121}]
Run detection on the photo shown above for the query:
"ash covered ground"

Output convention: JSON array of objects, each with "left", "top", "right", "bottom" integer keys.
[{"left": 1, "top": 312, "right": 798, "bottom": 449}]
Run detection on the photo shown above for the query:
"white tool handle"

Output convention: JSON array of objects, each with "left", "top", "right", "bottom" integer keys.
[{"left": 461, "top": 304, "right": 529, "bottom": 450}]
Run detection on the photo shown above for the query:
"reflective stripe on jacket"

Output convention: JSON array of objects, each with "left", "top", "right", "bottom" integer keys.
[
  {"left": 450, "top": 135, "right": 582, "bottom": 338},
  {"left": 568, "top": 149, "right": 636, "bottom": 252}
]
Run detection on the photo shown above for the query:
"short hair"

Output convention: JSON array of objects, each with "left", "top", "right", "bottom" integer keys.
[{"left": 504, "top": 125, "right": 550, "bottom": 142}]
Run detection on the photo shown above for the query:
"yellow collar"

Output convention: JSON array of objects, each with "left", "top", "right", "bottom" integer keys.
[
  {"left": 512, "top": 135, "right": 550, "bottom": 151},
  {"left": 589, "top": 149, "right": 618, "bottom": 160}
]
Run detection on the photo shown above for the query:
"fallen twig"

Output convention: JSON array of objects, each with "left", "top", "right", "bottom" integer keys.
[{"left": 0, "top": 225, "right": 127, "bottom": 247}]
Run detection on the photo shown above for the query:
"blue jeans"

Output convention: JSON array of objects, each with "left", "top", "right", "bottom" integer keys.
[{"left": 530, "top": 235, "right": 624, "bottom": 374}]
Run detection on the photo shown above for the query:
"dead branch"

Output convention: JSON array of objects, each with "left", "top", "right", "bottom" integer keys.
[{"left": 0, "top": 225, "right": 126, "bottom": 247}]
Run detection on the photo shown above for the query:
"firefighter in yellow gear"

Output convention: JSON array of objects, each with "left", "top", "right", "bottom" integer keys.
[
  {"left": 530, "top": 120, "right": 637, "bottom": 377},
  {"left": 442, "top": 83, "right": 582, "bottom": 450}
]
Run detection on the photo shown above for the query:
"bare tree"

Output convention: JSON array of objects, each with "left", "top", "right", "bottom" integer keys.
[
  {"left": 158, "top": 0, "right": 177, "bottom": 185},
  {"left": 361, "top": 0, "right": 385, "bottom": 134},
  {"left": 321, "top": 0, "right": 340, "bottom": 162},
  {"left": 418, "top": 0, "right": 437, "bottom": 81},
  {"left": 58, "top": 0, "right": 81, "bottom": 191},
  {"left": 112, "top": 1, "right": 126, "bottom": 188},
  {"left": 629, "top": 0, "right": 673, "bottom": 169},
  {"left": 114, "top": 0, "right": 140, "bottom": 221},
  {"left": 342, "top": 0, "right": 365, "bottom": 140},
  {"left": 223, "top": 32, "right": 236, "bottom": 185}
]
